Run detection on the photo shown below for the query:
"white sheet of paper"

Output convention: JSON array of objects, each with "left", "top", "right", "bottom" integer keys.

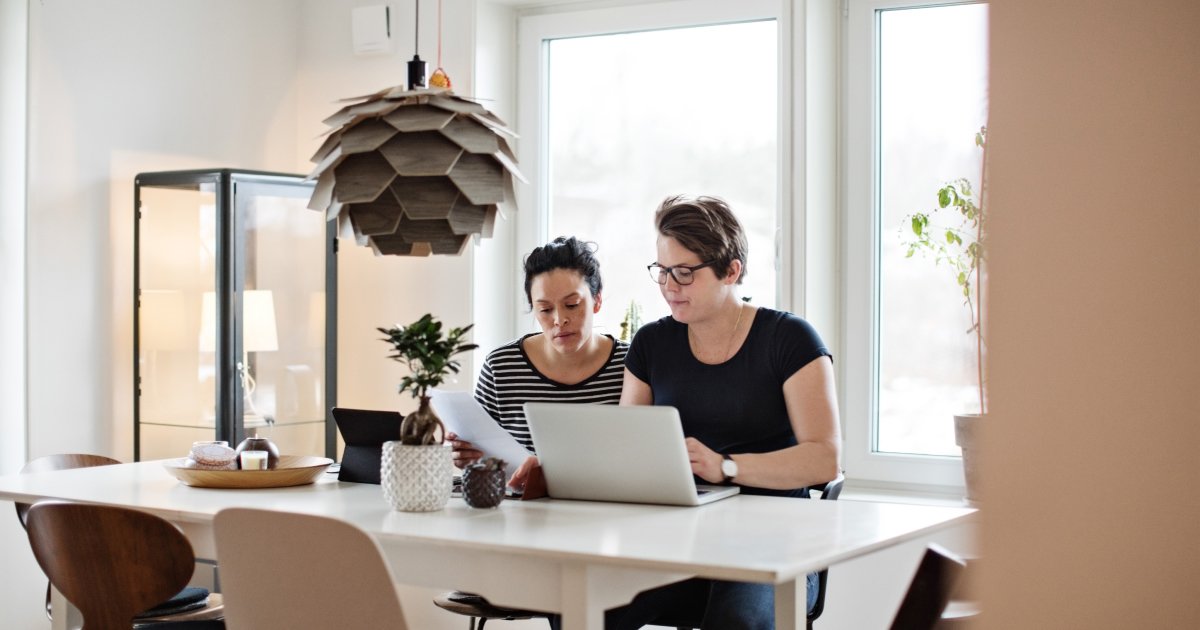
[{"left": 430, "top": 389, "right": 532, "bottom": 479}]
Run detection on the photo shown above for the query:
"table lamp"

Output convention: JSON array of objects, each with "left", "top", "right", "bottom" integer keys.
[{"left": 139, "top": 289, "right": 188, "bottom": 409}]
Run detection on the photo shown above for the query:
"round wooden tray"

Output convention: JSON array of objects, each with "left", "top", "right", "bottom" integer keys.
[{"left": 163, "top": 455, "right": 333, "bottom": 489}]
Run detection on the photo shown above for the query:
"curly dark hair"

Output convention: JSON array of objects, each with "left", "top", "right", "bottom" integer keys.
[
  {"left": 654, "top": 195, "right": 748, "bottom": 284},
  {"left": 522, "top": 236, "right": 603, "bottom": 308}
]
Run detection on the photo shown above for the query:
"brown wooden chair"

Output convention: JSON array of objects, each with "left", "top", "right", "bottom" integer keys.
[
  {"left": 14, "top": 454, "right": 122, "bottom": 528},
  {"left": 15, "top": 454, "right": 221, "bottom": 625},
  {"left": 15, "top": 454, "right": 122, "bottom": 620},
  {"left": 214, "top": 507, "right": 408, "bottom": 629},
  {"left": 889, "top": 544, "right": 972, "bottom": 630},
  {"left": 24, "top": 500, "right": 224, "bottom": 630}
]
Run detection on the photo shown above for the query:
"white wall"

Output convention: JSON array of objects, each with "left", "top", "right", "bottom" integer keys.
[
  {"left": 471, "top": 0, "right": 521, "bottom": 364},
  {"left": 2, "top": 4, "right": 40, "bottom": 625},
  {"left": 1, "top": 0, "right": 29, "bottom": 476},
  {"left": 26, "top": 0, "right": 303, "bottom": 463},
  {"left": 983, "top": 0, "right": 1200, "bottom": 627}
]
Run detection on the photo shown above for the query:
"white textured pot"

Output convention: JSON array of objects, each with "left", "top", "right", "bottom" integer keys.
[
  {"left": 381, "top": 442, "right": 453, "bottom": 512},
  {"left": 954, "top": 413, "right": 985, "bottom": 505}
]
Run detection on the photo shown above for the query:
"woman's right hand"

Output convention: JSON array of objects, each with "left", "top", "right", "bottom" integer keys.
[
  {"left": 446, "top": 432, "right": 483, "bottom": 469},
  {"left": 507, "top": 456, "right": 540, "bottom": 491}
]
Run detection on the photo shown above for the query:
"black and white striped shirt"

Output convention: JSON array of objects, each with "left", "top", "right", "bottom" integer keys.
[{"left": 474, "top": 333, "right": 628, "bottom": 453}]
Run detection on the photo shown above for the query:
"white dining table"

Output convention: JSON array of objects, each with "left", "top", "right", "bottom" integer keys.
[{"left": 0, "top": 461, "right": 974, "bottom": 630}]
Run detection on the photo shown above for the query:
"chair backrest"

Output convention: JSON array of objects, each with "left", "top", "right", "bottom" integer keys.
[
  {"left": 14, "top": 454, "right": 121, "bottom": 528},
  {"left": 214, "top": 508, "right": 408, "bottom": 630},
  {"left": 888, "top": 544, "right": 967, "bottom": 630},
  {"left": 25, "top": 501, "right": 196, "bottom": 630},
  {"left": 805, "top": 472, "right": 845, "bottom": 627},
  {"left": 810, "top": 473, "right": 845, "bottom": 501},
  {"left": 657, "top": 472, "right": 848, "bottom": 630}
]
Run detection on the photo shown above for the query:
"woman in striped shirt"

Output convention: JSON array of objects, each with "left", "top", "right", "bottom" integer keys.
[{"left": 448, "top": 236, "right": 627, "bottom": 479}]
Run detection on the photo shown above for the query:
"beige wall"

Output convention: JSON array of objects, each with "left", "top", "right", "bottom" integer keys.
[{"left": 984, "top": 0, "right": 1200, "bottom": 627}]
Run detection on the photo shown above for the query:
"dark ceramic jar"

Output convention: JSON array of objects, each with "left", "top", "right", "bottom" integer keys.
[{"left": 461, "top": 461, "right": 505, "bottom": 509}]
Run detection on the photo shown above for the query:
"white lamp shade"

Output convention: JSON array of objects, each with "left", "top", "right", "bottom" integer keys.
[{"left": 199, "top": 290, "right": 279, "bottom": 353}]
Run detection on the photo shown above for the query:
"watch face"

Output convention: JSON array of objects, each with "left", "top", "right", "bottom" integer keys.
[{"left": 722, "top": 458, "right": 737, "bottom": 479}]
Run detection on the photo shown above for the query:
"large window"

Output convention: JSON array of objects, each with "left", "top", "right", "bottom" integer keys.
[
  {"left": 845, "top": 0, "right": 988, "bottom": 486},
  {"left": 518, "top": 0, "right": 782, "bottom": 336}
]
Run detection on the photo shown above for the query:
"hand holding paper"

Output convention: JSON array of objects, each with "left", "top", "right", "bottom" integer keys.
[{"left": 430, "top": 389, "right": 533, "bottom": 480}]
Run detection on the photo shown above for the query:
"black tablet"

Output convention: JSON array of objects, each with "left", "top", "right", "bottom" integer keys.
[{"left": 331, "top": 407, "right": 402, "bottom": 484}]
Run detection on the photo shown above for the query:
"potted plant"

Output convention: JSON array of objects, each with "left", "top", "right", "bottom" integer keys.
[
  {"left": 901, "top": 126, "right": 988, "bottom": 503},
  {"left": 377, "top": 313, "right": 477, "bottom": 511}
]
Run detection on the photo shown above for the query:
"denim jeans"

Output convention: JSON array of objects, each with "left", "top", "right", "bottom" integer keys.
[{"left": 602, "top": 571, "right": 820, "bottom": 630}]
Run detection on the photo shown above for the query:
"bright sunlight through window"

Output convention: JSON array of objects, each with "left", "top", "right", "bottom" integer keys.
[
  {"left": 545, "top": 20, "right": 779, "bottom": 337},
  {"left": 877, "top": 3, "right": 988, "bottom": 456}
]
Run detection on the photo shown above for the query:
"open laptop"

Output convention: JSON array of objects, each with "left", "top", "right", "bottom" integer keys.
[
  {"left": 331, "top": 407, "right": 402, "bottom": 484},
  {"left": 523, "top": 402, "right": 739, "bottom": 507}
]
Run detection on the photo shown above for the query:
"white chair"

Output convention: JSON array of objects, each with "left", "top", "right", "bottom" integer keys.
[{"left": 213, "top": 508, "right": 408, "bottom": 630}]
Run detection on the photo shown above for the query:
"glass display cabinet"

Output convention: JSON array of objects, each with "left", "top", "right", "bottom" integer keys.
[{"left": 134, "top": 169, "right": 336, "bottom": 460}]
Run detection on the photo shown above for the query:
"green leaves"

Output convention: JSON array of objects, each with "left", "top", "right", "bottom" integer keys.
[
  {"left": 378, "top": 313, "right": 479, "bottom": 400},
  {"left": 899, "top": 126, "right": 987, "bottom": 310},
  {"left": 911, "top": 214, "right": 928, "bottom": 236},
  {"left": 938, "top": 186, "right": 953, "bottom": 208}
]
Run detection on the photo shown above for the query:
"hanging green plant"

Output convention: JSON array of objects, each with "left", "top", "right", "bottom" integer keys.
[{"left": 900, "top": 126, "right": 988, "bottom": 414}]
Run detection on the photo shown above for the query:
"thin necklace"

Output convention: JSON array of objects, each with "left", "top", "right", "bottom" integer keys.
[{"left": 691, "top": 302, "right": 744, "bottom": 363}]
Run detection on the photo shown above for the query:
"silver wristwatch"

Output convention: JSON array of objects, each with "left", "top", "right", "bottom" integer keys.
[{"left": 721, "top": 454, "right": 738, "bottom": 483}]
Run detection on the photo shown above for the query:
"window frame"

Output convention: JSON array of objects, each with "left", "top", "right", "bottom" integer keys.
[
  {"left": 842, "top": 0, "right": 986, "bottom": 491},
  {"left": 514, "top": 0, "right": 790, "bottom": 337}
]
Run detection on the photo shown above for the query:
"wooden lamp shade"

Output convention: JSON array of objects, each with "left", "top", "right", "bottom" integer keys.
[{"left": 307, "top": 87, "right": 524, "bottom": 256}]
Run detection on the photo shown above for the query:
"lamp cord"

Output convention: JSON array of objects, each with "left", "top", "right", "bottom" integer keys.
[{"left": 238, "top": 353, "right": 272, "bottom": 426}]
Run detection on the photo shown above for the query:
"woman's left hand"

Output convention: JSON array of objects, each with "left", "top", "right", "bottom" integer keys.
[{"left": 685, "top": 437, "right": 725, "bottom": 484}]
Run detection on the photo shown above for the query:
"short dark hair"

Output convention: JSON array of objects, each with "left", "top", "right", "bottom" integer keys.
[
  {"left": 654, "top": 195, "right": 748, "bottom": 284},
  {"left": 522, "top": 236, "right": 603, "bottom": 308}
]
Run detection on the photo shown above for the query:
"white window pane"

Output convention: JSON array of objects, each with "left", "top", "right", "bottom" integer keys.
[
  {"left": 546, "top": 21, "right": 778, "bottom": 336},
  {"left": 878, "top": 4, "right": 988, "bottom": 456}
]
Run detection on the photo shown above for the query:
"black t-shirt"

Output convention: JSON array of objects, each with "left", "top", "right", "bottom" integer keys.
[{"left": 625, "top": 307, "right": 831, "bottom": 497}]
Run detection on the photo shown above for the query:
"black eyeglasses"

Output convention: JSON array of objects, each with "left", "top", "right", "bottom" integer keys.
[{"left": 647, "top": 261, "right": 717, "bottom": 286}]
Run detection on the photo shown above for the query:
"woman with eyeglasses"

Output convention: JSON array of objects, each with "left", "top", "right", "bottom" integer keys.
[
  {"left": 449, "top": 236, "right": 627, "bottom": 478},
  {"left": 608, "top": 195, "right": 842, "bottom": 630}
]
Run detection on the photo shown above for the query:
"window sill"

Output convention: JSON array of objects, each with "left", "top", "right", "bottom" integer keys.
[{"left": 841, "top": 481, "right": 973, "bottom": 508}]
